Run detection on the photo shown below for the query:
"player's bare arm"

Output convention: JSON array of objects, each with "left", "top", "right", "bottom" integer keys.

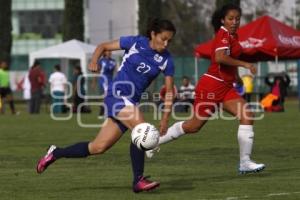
[
  {"left": 160, "top": 76, "right": 174, "bottom": 135},
  {"left": 215, "top": 49, "right": 257, "bottom": 74},
  {"left": 89, "top": 40, "right": 121, "bottom": 72}
]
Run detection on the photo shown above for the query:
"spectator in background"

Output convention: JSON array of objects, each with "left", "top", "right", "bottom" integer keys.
[
  {"left": 160, "top": 84, "right": 177, "bottom": 102},
  {"left": 23, "top": 73, "right": 31, "bottom": 112},
  {"left": 92, "top": 50, "right": 117, "bottom": 115},
  {"left": 72, "top": 65, "right": 88, "bottom": 113},
  {"left": 157, "top": 84, "right": 177, "bottom": 110},
  {"left": 177, "top": 76, "right": 195, "bottom": 112},
  {"left": 264, "top": 72, "right": 290, "bottom": 112},
  {"left": 242, "top": 74, "right": 254, "bottom": 102},
  {"left": 97, "top": 50, "right": 116, "bottom": 95},
  {"left": 29, "top": 61, "right": 46, "bottom": 114},
  {"left": 49, "top": 64, "right": 68, "bottom": 114},
  {"left": 0, "top": 61, "right": 18, "bottom": 115}
]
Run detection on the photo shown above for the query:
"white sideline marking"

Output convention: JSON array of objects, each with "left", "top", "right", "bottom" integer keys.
[
  {"left": 196, "top": 191, "right": 300, "bottom": 200},
  {"left": 266, "top": 192, "right": 290, "bottom": 196}
]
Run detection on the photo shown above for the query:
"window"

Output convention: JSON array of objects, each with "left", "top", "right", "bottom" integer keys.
[{"left": 17, "top": 10, "right": 63, "bottom": 39}]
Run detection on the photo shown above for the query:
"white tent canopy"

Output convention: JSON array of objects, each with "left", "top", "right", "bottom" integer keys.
[{"left": 29, "top": 39, "right": 96, "bottom": 75}]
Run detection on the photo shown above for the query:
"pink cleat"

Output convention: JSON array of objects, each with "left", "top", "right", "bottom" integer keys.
[
  {"left": 133, "top": 176, "right": 160, "bottom": 193},
  {"left": 36, "top": 145, "right": 57, "bottom": 174}
]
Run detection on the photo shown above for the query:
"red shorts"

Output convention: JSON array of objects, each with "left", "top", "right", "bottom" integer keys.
[{"left": 193, "top": 75, "right": 241, "bottom": 117}]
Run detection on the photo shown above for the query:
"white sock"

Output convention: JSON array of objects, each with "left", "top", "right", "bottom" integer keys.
[
  {"left": 238, "top": 125, "right": 254, "bottom": 162},
  {"left": 159, "top": 121, "right": 185, "bottom": 145}
]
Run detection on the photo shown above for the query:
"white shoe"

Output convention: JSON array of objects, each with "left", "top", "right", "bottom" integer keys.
[
  {"left": 145, "top": 146, "right": 160, "bottom": 158},
  {"left": 239, "top": 160, "right": 265, "bottom": 174}
]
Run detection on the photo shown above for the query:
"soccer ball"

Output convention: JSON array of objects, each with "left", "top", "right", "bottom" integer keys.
[{"left": 131, "top": 123, "right": 160, "bottom": 151}]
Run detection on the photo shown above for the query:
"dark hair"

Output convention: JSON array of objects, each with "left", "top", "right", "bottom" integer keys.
[
  {"left": 274, "top": 76, "right": 284, "bottom": 82},
  {"left": 182, "top": 76, "right": 189, "bottom": 80},
  {"left": 54, "top": 64, "right": 61, "bottom": 71},
  {"left": 146, "top": 18, "right": 176, "bottom": 39},
  {"left": 74, "top": 65, "right": 82, "bottom": 74},
  {"left": 0, "top": 60, "right": 8, "bottom": 68},
  {"left": 211, "top": 4, "right": 242, "bottom": 32},
  {"left": 32, "top": 60, "right": 40, "bottom": 68}
]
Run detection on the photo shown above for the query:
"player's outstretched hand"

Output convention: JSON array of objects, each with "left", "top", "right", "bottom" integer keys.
[
  {"left": 88, "top": 62, "right": 99, "bottom": 73},
  {"left": 245, "top": 63, "right": 257, "bottom": 75}
]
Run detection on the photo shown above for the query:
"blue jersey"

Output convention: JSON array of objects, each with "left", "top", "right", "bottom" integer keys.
[
  {"left": 107, "top": 35, "right": 174, "bottom": 103},
  {"left": 98, "top": 57, "right": 116, "bottom": 82}
]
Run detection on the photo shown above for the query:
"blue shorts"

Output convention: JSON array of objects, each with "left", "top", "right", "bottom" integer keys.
[{"left": 104, "top": 94, "right": 137, "bottom": 133}]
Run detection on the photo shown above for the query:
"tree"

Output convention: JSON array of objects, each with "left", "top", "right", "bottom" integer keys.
[
  {"left": 0, "top": 0, "right": 12, "bottom": 64},
  {"left": 296, "top": 0, "right": 300, "bottom": 29},
  {"left": 137, "top": 0, "right": 218, "bottom": 56},
  {"left": 161, "top": 0, "right": 200, "bottom": 55},
  {"left": 63, "top": 0, "right": 84, "bottom": 41},
  {"left": 216, "top": 0, "right": 240, "bottom": 9},
  {"left": 241, "top": 0, "right": 293, "bottom": 26},
  {"left": 138, "top": 0, "right": 162, "bottom": 35}
]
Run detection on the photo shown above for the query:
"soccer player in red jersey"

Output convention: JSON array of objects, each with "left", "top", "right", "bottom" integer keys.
[{"left": 147, "top": 4, "right": 265, "bottom": 174}]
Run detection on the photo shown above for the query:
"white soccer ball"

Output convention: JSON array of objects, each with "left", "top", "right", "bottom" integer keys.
[{"left": 131, "top": 123, "right": 160, "bottom": 151}]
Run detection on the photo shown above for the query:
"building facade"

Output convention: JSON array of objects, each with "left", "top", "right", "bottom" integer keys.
[
  {"left": 11, "top": 0, "right": 138, "bottom": 70},
  {"left": 11, "top": 0, "right": 64, "bottom": 70},
  {"left": 86, "top": 0, "right": 138, "bottom": 45}
]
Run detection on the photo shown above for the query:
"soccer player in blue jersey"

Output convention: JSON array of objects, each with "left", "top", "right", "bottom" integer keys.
[
  {"left": 97, "top": 50, "right": 116, "bottom": 94},
  {"left": 94, "top": 50, "right": 117, "bottom": 115},
  {"left": 36, "top": 18, "right": 176, "bottom": 193}
]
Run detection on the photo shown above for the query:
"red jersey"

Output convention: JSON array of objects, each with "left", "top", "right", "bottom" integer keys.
[
  {"left": 159, "top": 85, "right": 177, "bottom": 101},
  {"left": 29, "top": 66, "right": 46, "bottom": 92},
  {"left": 206, "top": 26, "right": 242, "bottom": 83}
]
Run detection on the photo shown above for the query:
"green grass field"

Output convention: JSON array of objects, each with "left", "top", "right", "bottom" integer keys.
[{"left": 0, "top": 100, "right": 300, "bottom": 200}]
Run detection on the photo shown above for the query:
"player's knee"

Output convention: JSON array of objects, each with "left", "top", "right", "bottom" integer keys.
[
  {"left": 240, "top": 111, "right": 254, "bottom": 125},
  {"left": 89, "top": 142, "right": 110, "bottom": 155}
]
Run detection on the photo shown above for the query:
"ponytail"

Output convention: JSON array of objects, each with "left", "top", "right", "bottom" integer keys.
[{"left": 211, "top": 9, "right": 223, "bottom": 32}]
